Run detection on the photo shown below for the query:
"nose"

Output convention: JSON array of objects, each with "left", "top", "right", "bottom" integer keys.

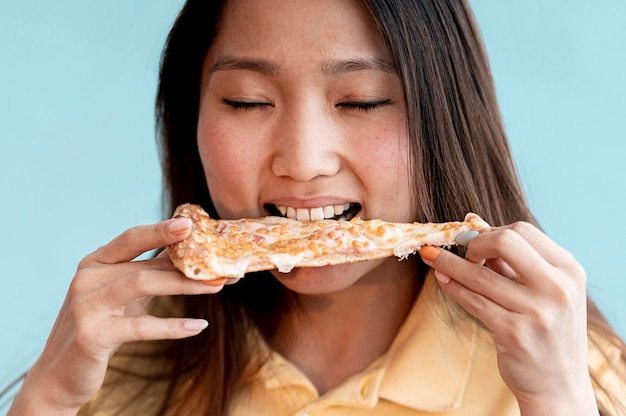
[{"left": 271, "top": 103, "right": 341, "bottom": 181}]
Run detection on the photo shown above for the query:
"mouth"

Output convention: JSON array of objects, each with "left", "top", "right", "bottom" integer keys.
[{"left": 264, "top": 203, "right": 362, "bottom": 221}]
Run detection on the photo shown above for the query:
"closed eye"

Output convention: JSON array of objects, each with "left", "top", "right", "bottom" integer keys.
[
  {"left": 223, "top": 98, "right": 274, "bottom": 112},
  {"left": 336, "top": 99, "right": 391, "bottom": 113}
]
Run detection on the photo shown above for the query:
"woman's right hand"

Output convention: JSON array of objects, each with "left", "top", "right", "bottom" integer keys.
[{"left": 9, "top": 218, "right": 228, "bottom": 415}]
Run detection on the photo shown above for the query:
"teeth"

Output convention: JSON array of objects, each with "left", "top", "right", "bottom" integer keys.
[
  {"left": 310, "top": 207, "right": 324, "bottom": 221},
  {"left": 296, "top": 208, "right": 310, "bottom": 221},
  {"left": 275, "top": 204, "right": 353, "bottom": 221}
]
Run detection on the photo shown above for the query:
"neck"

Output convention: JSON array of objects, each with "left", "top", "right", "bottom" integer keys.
[{"left": 270, "top": 257, "right": 421, "bottom": 394}]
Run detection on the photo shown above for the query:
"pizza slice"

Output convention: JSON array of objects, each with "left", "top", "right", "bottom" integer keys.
[{"left": 168, "top": 203, "right": 485, "bottom": 281}]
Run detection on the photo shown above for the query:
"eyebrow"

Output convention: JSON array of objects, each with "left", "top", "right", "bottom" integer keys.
[
  {"left": 209, "top": 56, "right": 280, "bottom": 76},
  {"left": 209, "top": 56, "right": 396, "bottom": 76},
  {"left": 322, "top": 57, "right": 397, "bottom": 75}
]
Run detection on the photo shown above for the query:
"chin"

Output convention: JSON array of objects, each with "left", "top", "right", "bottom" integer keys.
[{"left": 270, "top": 260, "right": 385, "bottom": 295}]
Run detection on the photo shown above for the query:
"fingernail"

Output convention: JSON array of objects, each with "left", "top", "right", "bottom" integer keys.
[
  {"left": 435, "top": 271, "right": 451, "bottom": 284},
  {"left": 183, "top": 319, "right": 209, "bottom": 332},
  {"left": 169, "top": 218, "right": 192, "bottom": 234},
  {"left": 202, "top": 277, "right": 228, "bottom": 286},
  {"left": 456, "top": 230, "right": 479, "bottom": 246},
  {"left": 419, "top": 246, "right": 441, "bottom": 261}
]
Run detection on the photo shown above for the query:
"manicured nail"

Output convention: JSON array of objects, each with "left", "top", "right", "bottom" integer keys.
[
  {"left": 183, "top": 319, "right": 209, "bottom": 331},
  {"left": 435, "top": 271, "right": 451, "bottom": 284},
  {"left": 456, "top": 230, "right": 479, "bottom": 246},
  {"left": 419, "top": 246, "right": 441, "bottom": 261},
  {"left": 169, "top": 218, "right": 192, "bottom": 234},
  {"left": 202, "top": 277, "right": 228, "bottom": 286}
]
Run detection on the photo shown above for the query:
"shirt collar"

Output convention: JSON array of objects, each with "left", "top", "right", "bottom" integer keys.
[
  {"left": 253, "top": 270, "right": 479, "bottom": 412},
  {"left": 377, "top": 271, "right": 478, "bottom": 411}
]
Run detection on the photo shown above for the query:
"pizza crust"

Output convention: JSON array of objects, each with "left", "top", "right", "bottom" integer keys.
[{"left": 168, "top": 203, "right": 486, "bottom": 280}]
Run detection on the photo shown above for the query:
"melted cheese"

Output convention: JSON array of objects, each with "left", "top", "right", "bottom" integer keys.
[{"left": 169, "top": 204, "right": 486, "bottom": 280}]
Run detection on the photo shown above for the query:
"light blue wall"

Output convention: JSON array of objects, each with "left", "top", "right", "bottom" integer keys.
[
  {"left": 0, "top": 0, "right": 187, "bottom": 406},
  {"left": 1, "top": 1, "right": 624, "bottom": 408},
  {"left": 469, "top": 1, "right": 626, "bottom": 335}
]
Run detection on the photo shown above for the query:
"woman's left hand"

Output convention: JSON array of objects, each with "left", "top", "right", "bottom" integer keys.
[{"left": 419, "top": 216, "right": 599, "bottom": 416}]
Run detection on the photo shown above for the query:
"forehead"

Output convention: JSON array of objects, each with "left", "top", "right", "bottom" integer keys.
[{"left": 210, "top": 0, "right": 391, "bottom": 62}]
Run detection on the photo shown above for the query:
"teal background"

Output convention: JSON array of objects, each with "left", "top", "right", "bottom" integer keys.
[{"left": 1, "top": 1, "right": 624, "bottom": 409}]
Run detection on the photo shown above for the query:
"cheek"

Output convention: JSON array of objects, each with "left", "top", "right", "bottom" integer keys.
[
  {"left": 361, "top": 126, "right": 414, "bottom": 221},
  {"left": 197, "top": 123, "right": 259, "bottom": 217},
  {"left": 198, "top": 126, "right": 229, "bottom": 181},
  {"left": 362, "top": 125, "right": 410, "bottom": 182}
]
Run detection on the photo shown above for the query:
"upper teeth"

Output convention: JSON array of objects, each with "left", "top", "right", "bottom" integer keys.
[{"left": 277, "top": 203, "right": 351, "bottom": 221}]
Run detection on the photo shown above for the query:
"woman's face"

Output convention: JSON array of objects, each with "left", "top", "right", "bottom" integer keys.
[{"left": 197, "top": 0, "right": 415, "bottom": 293}]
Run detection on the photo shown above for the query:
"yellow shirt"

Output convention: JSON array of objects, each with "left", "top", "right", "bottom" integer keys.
[
  {"left": 229, "top": 275, "right": 520, "bottom": 415},
  {"left": 229, "top": 274, "right": 626, "bottom": 415},
  {"left": 83, "top": 273, "right": 626, "bottom": 415}
]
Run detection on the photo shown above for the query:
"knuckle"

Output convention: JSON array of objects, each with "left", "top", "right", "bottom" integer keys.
[
  {"left": 563, "top": 255, "right": 587, "bottom": 286},
  {"left": 76, "top": 257, "right": 91, "bottom": 271},
  {"left": 131, "top": 316, "right": 152, "bottom": 340},
  {"left": 464, "top": 295, "right": 484, "bottom": 314},
  {"left": 117, "top": 226, "right": 140, "bottom": 248},
  {"left": 126, "top": 270, "right": 153, "bottom": 294},
  {"left": 527, "top": 291, "right": 576, "bottom": 335},
  {"left": 68, "top": 270, "right": 91, "bottom": 296},
  {"left": 499, "top": 320, "right": 532, "bottom": 354},
  {"left": 492, "top": 228, "right": 520, "bottom": 254},
  {"left": 553, "top": 273, "right": 586, "bottom": 310},
  {"left": 130, "top": 316, "right": 179, "bottom": 341},
  {"left": 552, "top": 288, "right": 570, "bottom": 310},
  {"left": 528, "top": 305, "right": 557, "bottom": 333},
  {"left": 472, "top": 267, "right": 493, "bottom": 292},
  {"left": 573, "top": 264, "right": 587, "bottom": 286},
  {"left": 77, "top": 248, "right": 102, "bottom": 269},
  {"left": 457, "top": 287, "right": 490, "bottom": 315},
  {"left": 510, "top": 220, "right": 534, "bottom": 236},
  {"left": 543, "top": 267, "right": 586, "bottom": 306}
]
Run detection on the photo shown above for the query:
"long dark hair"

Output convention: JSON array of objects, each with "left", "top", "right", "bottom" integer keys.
[{"left": 94, "top": 0, "right": 625, "bottom": 414}]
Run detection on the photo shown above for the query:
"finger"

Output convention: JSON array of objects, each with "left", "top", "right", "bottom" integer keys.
[
  {"left": 97, "top": 268, "right": 224, "bottom": 308},
  {"left": 82, "top": 218, "right": 192, "bottom": 266},
  {"left": 460, "top": 213, "right": 490, "bottom": 265},
  {"left": 463, "top": 227, "right": 553, "bottom": 285},
  {"left": 420, "top": 246, "right": 527, "bottom": 312},
  {"left": 107, "top": 315, "right": 209, "bottom": 345},
  {"left": 464, "top": 212, "right": 491, "bottom": 229},
  {"left": 71, "top": 257, "right": 179, "bottom": 294},
  {"left": 432, "top": 269, "right": 515, "bottom": 332},
  {"left": 475, "top": 221, "right": 573, "bottom": 268},
  {"left": 485, "top": 257, "right": 519, "bottom": 281}
]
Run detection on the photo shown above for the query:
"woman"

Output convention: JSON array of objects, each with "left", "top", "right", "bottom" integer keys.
[{"left": 9, "top": 0, "right": 626, "bottom": 414}]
